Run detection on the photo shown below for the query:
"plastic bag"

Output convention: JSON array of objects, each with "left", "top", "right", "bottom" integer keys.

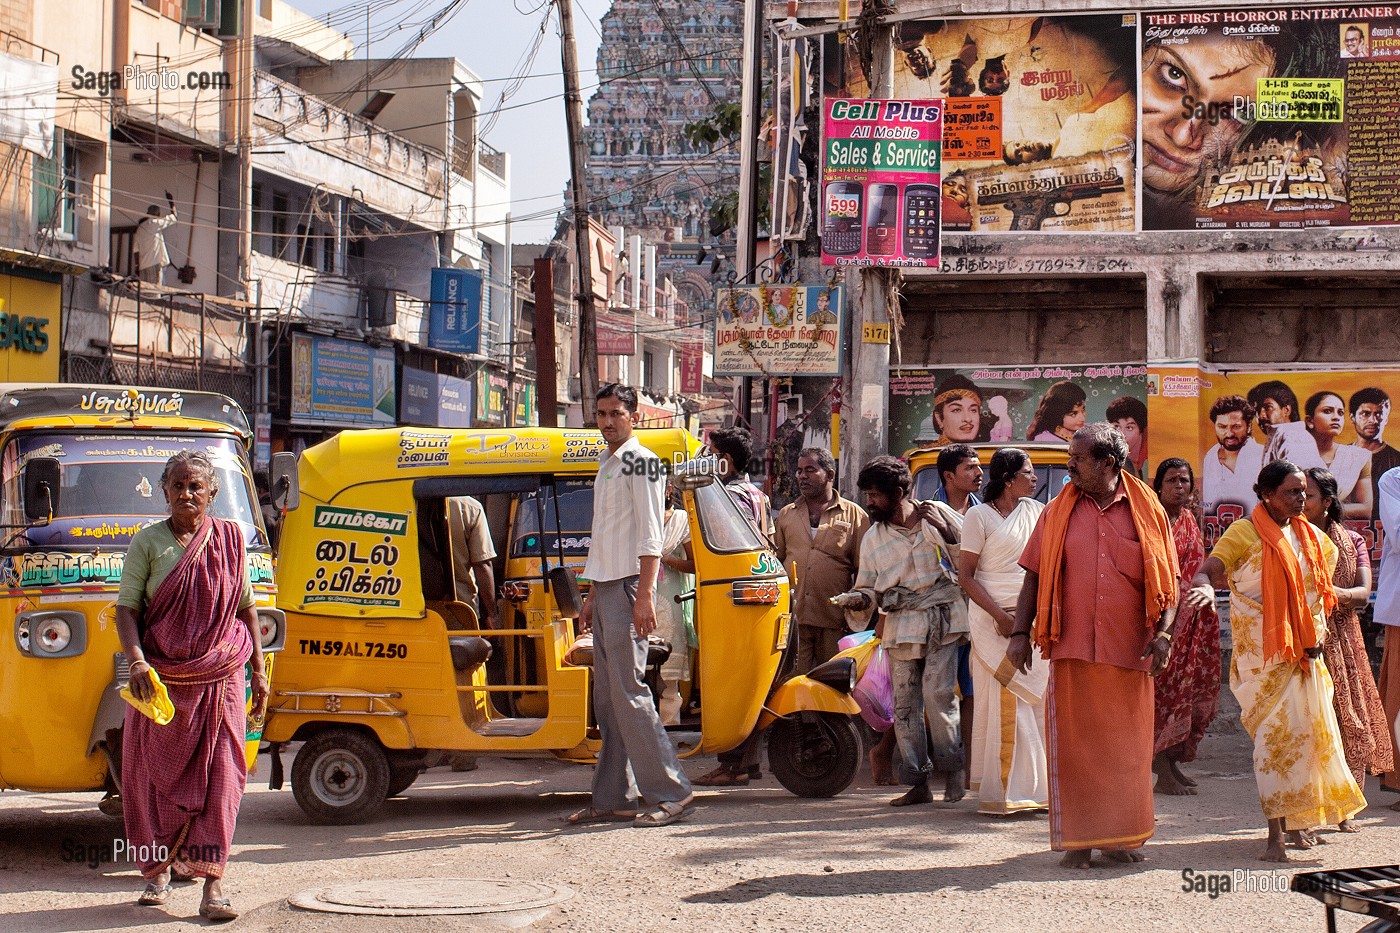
[
  {"left": 837, "top": 628, "right": 875, "bottom": 653},
  {"left": 852, "top": 644, "right": 894, "bottom": 732},
  {"left": 833, "top": 632, "right": 878, "bottom": 677}
]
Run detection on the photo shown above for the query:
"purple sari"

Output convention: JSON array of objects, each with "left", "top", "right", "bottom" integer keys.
[{"left": 122, "top": 515, "right": 253, "bottom": 881}]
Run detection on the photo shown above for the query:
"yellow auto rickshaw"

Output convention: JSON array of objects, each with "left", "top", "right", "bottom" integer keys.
[
  {"left": 0, "top": 385, "right": 284, "bottom": 809},
  {"left": 907, "top": 442, "right": 1070, "bottom": 503},
  {"left": 265, "top": 426, "right": 862, "bottom": 823}
]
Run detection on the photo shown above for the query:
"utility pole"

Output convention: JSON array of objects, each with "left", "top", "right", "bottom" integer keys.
[
  {"left": 846, "top": 2, "right": 898, "bottom": 498},
  {"left": 734, "top": 0, "right": 764, "bottom": 430},
  {"left": 557, "top": 0, "right": 600, "bottom": 424},
  {"left": 534, "top": 257, "right": 560, "bottom": 426}
]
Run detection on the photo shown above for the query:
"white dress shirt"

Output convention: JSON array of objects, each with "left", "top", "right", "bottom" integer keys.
[
  {"left": 1202, "top": 438, "right": 1264, "bottom": 513},
  {"left": 1375, "top": 466, "right": 1400, "bottom": 626},
  {"left": 582, "top": 434, "right": 665, "bottom": 583},
  {"left": 134, "top": 210, "right": 178, "bottom": 270}
]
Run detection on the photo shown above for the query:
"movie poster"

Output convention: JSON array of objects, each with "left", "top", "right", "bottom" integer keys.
[
  {"left": 888, "top": 363, "right": 1149, "bottom": 464},
  {"left": 1149, "top": 368, "right": 1400, "bottom": 558},
  {"left": 713, "top": 285, "right": 845, "bottom": 377},
  {"left": 824, "top": 13, "right": 1139, "bottom": 233},
  {"left": 1141, "top": 6, "right": 1400, "bottom": 230}
]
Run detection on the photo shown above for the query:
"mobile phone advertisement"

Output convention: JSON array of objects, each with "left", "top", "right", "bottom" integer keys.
[{"left": 821, "top": 98, "right": 943, "bottom": 267}]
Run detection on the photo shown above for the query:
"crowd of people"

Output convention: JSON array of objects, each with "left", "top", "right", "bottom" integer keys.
[
  {"left": 585, "top": 407, "right": 1400, "bottom": 869},
  {"left": 113, "top": 396, "right": 1400, "bottom": 920}
]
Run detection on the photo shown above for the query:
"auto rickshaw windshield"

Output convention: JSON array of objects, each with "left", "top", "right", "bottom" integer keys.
[
  {"left": 510, "top": 478, "right": 594, "bottom": 557},
  {"left": 1, "top": 433, "right": 267, "bottom": 548},
  {"left": 693, "top": 479, "right": 765, "bottom": 553}
]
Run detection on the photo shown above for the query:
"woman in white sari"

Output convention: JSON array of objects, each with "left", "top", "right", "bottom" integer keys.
[{"left": 957, "top": 448, "right": 1049, "bottom": 815}]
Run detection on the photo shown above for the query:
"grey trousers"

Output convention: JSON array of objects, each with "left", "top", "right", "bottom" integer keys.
[
  {"left": 891, "top": 639, "right": 963, "bottom": 778},
  {"left": 590, "top": 577, "right": 691, "bottom": 810}
]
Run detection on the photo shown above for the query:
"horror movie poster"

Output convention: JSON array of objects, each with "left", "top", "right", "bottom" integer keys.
[
  {"left": 823, "top": 13, "right": 1139, "bottom": 233},
  {"left": 1141, "top": 5, "right": 1400, "bottom": 230}
]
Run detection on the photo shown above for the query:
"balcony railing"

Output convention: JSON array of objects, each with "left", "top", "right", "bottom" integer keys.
[{"left": 479, "top": 140, "right": 506, "bottom": 179}]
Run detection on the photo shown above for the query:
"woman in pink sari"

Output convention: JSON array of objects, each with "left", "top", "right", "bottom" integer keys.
[
  {"left": 1151, "top": 458, "right": 1220, "bottom": 796},
  {"left": 117, "top": 451, "right": 267, "bottom": 921}
]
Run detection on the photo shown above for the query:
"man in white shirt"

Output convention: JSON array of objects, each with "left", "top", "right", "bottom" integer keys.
[
  {"left": 1202, "top": 395, "right": 1264, "bottom": 514},
  {"left": 569, "top": 383, "right": 693, "bottom": 827},
  {"left": 1376, "top": 466, "right": 1400, "bottom": 804},
  {"left": 134, "top": 192, "right": 178, "bottom": 285}
]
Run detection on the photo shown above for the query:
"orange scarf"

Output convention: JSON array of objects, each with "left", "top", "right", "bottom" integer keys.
[
  {"left": 1251, "top": 503, "right": 1336, "bottom": 665},
  {"left": 1033, "top": 471, "right": 1180, "bottom": 655}
]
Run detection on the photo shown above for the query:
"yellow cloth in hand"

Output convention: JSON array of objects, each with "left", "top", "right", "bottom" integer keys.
[{"left": 120, "top": 668, "right": 175, "bottom": 725}]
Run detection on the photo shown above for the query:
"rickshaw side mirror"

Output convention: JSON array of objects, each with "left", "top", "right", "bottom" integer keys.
[
  {"left": 548, "top": 566, "right": 583, "bottom": 619},
  {"left": 22, "top": 457, "right": 61, "bottom": 522},
  {"left": 671, "top": 455, "right": 721, "bottom": 491},
  {"left": 270, "top": 451, "right": 300, "bottom": 512}
]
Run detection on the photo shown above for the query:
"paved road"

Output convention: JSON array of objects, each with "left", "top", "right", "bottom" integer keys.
[{"left": 2, "top": 727, "right": 1398, "bottom": 932}]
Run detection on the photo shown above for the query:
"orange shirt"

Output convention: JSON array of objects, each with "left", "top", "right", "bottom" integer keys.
[{"left": 1020, "top": 483, "right": 1152, "bottom": 672}]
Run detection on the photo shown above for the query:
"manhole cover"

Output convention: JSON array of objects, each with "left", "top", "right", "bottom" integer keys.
[{"left": 288, "top": 877, "right": 574, "bottom": 916}]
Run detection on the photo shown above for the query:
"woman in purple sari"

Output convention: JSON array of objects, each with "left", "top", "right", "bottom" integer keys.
[{"left": 117, "top": 451, "right": 267, "bottom": 921}]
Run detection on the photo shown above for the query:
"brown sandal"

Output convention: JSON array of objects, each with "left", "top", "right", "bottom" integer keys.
[
  {"left": 565, "top": 806, "right": 637, "bottom": 825},
  {"left": 692, "top": 766, "right": 749, "bottom": 787}
]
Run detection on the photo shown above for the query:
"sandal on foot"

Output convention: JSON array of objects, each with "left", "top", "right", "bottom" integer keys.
[
  {"left": 200, "top": 898, "right": 239, "bottom": 922},
  {"left": 634, "top": 795, "right": 694, "bottom": 827},
  {"left": 692, "top": 767, "right": 748, "bottom": 787},
  {"left": 566, "top": 806, "right": 637, "bottom": 825},
  {"left": 137, "top": 882, "right": 172, "bottom": 906}
]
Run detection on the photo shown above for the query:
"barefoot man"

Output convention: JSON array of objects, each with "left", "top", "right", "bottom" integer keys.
[{"left": 1006, "top": 424, "right": 1181, "bottom": 868}]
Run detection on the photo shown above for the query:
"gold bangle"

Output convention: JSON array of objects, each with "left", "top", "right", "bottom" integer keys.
[{"left": 1155, "top": 631, "right": 1173, "bottom": 643}]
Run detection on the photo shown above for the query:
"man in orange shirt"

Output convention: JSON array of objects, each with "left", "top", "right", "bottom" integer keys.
[{"left": 1007, "top": 424, "right": 1180, "bottom": 867}]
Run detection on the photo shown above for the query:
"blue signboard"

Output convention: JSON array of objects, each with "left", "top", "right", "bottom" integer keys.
[
  {"left": 290, "top": 332, "right": 396, "bottom": 426},
  {"left": 429, "top": 268, "right": 483, "bottom": 353},
  {"left": 401, "top": 367, "right": 474, "bottom": 428}
]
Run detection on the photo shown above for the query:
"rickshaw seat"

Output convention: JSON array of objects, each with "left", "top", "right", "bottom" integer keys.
[
  {"left": 448, "top": 635, "right": 493, "bottom": 673},
  {"left": 569, "top": 636, "right": 672, "bottom": 668}
]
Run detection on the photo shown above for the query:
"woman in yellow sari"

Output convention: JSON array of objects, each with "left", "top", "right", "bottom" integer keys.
[
  {"left": 958, "top": 448, "right": 1047, "bottom": 815},
  {"left": 1185, "top": 460, "right": 1365, "bottom": 861}
]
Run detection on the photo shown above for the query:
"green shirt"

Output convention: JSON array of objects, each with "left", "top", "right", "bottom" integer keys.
[{"left": 117, "top": 519, "right": 256, "bottom": 613}]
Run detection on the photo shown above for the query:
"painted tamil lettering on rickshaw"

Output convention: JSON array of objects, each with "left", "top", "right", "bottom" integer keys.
[
  {"left": 750, "top": 551, "right": 782, "bottom": 576},
  {"left": 68, "top": 521, "right": 149, "bottom": 541},
  {"left": 561, "top": 435, "right": 606, "bottom": 463},
  {"left": 396, "top": 430, "right": 450, "bottom": 468},
  {"left": 11, "top": 551, "right": 126, "bottom": 587},
  {"left": 5, "top": 550, "right": 279, "bottom": 588},
  {"left": 248, "top": 552, "right": 274, "bottom": 585},
  {"left": 304, "top": 537, "right": 404, "bottom": 607},
  {"left": 78, "top": 390, "right": 186, "bottom": 417},
  {"left": 313, "top": 506, "right": 409, "bottom": 536}
]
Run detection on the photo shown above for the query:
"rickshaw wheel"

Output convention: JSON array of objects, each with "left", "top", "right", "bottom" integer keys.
[
  {"left": 291, "top": 728, "right": 390, "bottom": 824},
  {"left": 385, "top": 761, "right": 422, "bottom": 798},
  {"left": 767, "top": 713, "right": 861, "bottom": 798}
]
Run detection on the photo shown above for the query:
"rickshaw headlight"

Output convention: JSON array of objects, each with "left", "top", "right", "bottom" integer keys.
[
  {"left": 36, "top": 618, "right": 72, "bottom": 654},
  {"left": 256, "top": 608, "right": 287, "bottom": 652},
  {"left": 807, "top": 656, "right": 857, "bottom": 694},
  {"left": 15, "top": 610, "right": 86, "bottom": 658}
]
